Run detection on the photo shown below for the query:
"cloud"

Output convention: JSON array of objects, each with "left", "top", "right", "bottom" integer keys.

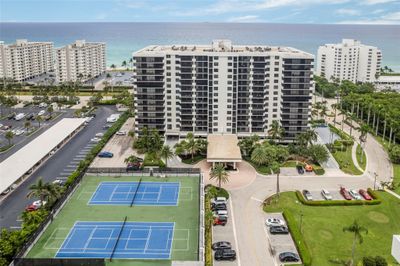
[
  {"left": 227, "top": 15, "right": 263, "bottom": 22},
  {"left": 361, "top": 0, "right": 399, "bottom": 5},
  {"left": 335, "top": 8, "right": 361, "bottom": 15},
  {"left": 338, "top": 11, "right": 400, "bottom": 24}
]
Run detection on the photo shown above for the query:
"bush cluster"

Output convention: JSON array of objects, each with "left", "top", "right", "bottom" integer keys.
[
  {"left": 295, "top": 189, "right": 381, "bottom": 206},
  {"left": 313, "top": 165, "right": 325, "bottom": 175},
  {"left": 363, "top": 256, "right": 388, "bottom": 266},
  {"left": 282, "top": 210, "right": 312, "bottom": 266},
  {"left": 204, "top": 193, "right": 213, "bottom": 266},
  {"left": 205, "top": 184, "right": 229, "bottom": 199}
]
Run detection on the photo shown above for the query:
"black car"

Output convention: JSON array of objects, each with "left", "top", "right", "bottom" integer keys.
[
  {"left": 211, "top": 203, "right": 227, "bottom": 211},
  {"left": 214, "top": 249, "right": 236, "bottom": 261},
  {"left": 212, "top": 241, "right": 232, "bottom": 250},
  {"left": 296, "top": 165, "right": 304, "bottom": 174},
  {"left": 302, "top": 189, "right": 313, "bottom": 201},
  {"left": 279, "top": 252, "right": 300, "bottom": 262},
  {"left": 269, "top": 226, "right": 289, "bottom": 235},
  {"left": 7, "top": 112, "right": 16, "bottom": 120}
]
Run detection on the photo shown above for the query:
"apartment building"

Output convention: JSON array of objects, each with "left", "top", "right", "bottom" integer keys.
[
  {"left": 317, "top": 39, "right": 382, "bottom": 83},
  {"left": 0, "top": 39, "right": 54, "bottom": 81},
  {"left": 133, "top": 40, "right": 314, "bottom": 140},
  {"left": 375, "top": 75, "right": 400, "bottom": 92},
  {"left": 55, "top": 40, "right": 106, "bottom": 83}
]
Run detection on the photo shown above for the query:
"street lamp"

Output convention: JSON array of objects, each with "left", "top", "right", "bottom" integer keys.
[{"left": 373, "top": 172, "right": 378, "bottom": 190}]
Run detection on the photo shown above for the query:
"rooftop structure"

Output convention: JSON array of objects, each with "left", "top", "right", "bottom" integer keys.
[
  {"left": 133, "top": 40, "right": 314, "bottom": 141},
  {"left": 375, "top": 75, "right": 400, "bottom": 92},
  {"left": 207, "top": 134, "right": 242, "bottom": 169},
  {"left": 0, "top": 118, "right": 86, "bottom": 194}
]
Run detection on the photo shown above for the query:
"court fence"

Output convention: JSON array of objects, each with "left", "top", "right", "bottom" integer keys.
[{"left": 11, "top": 168, "right": 203, "bottom": 266}]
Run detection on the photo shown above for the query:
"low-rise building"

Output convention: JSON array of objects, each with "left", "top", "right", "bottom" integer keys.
[{"left": 375, "top": 75, "right": 400, "bottom": 92}]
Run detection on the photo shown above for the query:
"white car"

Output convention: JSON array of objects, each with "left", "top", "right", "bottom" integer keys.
[
  {"left": 39, "top": 102, "right": 48, "bottom": 108},
  {"left": 85, "top": 117, "right": 94, "bottom": 123},
  {"left": 90, "top": 137, "right": 101, "bottom": 143},
  {"left": 95, "top": 132, "right": 104, "bottom": 137},
  {"left": 265, "top": 218, "right": 285, "bottom": 227},
  {"left": 321, "top": 189, "right": 333, "bottom": 200},
  {"left": 14, "top": 113, "right": 26, "bottom": 121},
  {"left": 349, "top": 189, "right": 362, "bottom": 200},
  {"left": 213, "top": 210, "right": 228, "bottom": 218},
  {"left": 38, "top": 110, "right": 46, "bottom": 116},
  {"left": 52, "top": 179, "right": 65, "bottom": 186},
  {"left": 32, "top": 200, "right": 47, "bottom": 208},
  {"left": 14, "top": 129, "right": 25, "bottom": 136},
  {"left": 211, "top": 197, "right": 227, "bottom": 205},
  {"left": 116, "top": 130, "right": 127, "bottom": 136}
]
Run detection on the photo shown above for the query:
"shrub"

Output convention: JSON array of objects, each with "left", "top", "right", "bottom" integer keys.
[
  {"left": 204, "top": 195, "right": 213, "bottom": 266},
  {"left": 206, "top": 185, "right": 229, "bottom": 199},
  {"left": 282, "top": 210, "right": 312, "bottom": 266},
  {"left": 143, "top": 152, "right": 165, "bottom": 167},
  {"left": 96, "top": 99, "right": 119, "bottom": 105},
  {"left": 375, "top": 256, "right": 388, "bottom": 266},
  {"left": 363, "top": 256, "right": 388, "bottom": 266},
  {"left": 295, "top": 190, "right": 381, "bottom": 206},
  {"left": 313, "top": 165, "right": 325, "bottom": 175},
  {"left": 389, "top": 145, "right": 400, "bottom": 164}
]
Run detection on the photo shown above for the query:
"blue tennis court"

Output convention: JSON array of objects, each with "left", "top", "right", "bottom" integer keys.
[
  {"left": 89, "top": 181, "right": 180, "bottom": 206},
  {"left": 55, "top": 221, "right": 174, "bottom": 259}
]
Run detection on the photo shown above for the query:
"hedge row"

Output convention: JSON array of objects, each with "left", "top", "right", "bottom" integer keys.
[
  {"left": 65, "top": 112, "right": 130, "bottom": 186},
  {"left": 329, "top": 124, "right": 353, "bottom": 141},
  {"left": 295, "top": 189, "right": 381, "bottom": 206},
  {"left": 282, "top": 210, "right": 312, "bottom": 266},
  {"left": 96, "top": 99, "right": 119, "bottom": 105},
  {"left": 313, "top": 165, "right": 325, "bottom": 175},
  {"left": 205, "top": 194, "right": 213, "bottom": 266}
]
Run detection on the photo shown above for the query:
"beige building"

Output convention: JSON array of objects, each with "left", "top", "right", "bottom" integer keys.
[
  {"left": 55, "top": 40, "right": 106, "bottom": 83},
  {"left": 317, "top": 39, "right": 382, "bottom": 83},
  {"left": 0, "top": 39, "right": 54, "bottom": 81}
]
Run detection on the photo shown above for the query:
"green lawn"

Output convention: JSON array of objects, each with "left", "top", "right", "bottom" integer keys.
[
  {"left": 331, "top": 146, "right": 363, "bottom": 175},
  {"left": 27, "top": 175, "right": 200, "bottom": 266},
  {"left": 264, "top": 191, "right": 400, "bottom": 265},
  {"left": 181, "top": 154, "right": 206, "bottom": 165},
  {"left": 356, "top": 144, "right": 367, "bottom": 171}
]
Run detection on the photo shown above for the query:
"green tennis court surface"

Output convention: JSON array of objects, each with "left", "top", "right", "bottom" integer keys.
[{"left": 27, "top": 175, "right": 200, "bottom": 266}]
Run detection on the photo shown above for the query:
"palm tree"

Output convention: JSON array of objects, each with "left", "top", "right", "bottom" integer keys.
[
  {"left": 110, "top": 64, "right": 116, "bottom": 70},
  {"left": 271, "top": 162, "right": 281, "bottom": 199},
  {"left": 343, "top": 220, "right": 368, "bottom": 266},
  {"left": 129, "top": 58, "right": 133, "bottom": 69},
  {"left": 5, "top": 130, "right": 14, "bottom": 146},
  {"left": 268, "top": 120, "right": 285, "bottom": 142},
  {"left": 24, "top": 121, "right": 31, "bottom": 132},
  {"left": 319, "top": 105, "right": 328, "bottom": 123},
  {"left": 36, "top": 115, "right": 43, "bottom": 127},
  {"left": 184, "top": 132, "right": 200, "bottom": 160},
  {"left": 210, "top": 163, "right": 229, "bottom": 189},
  {"left": 159, "top": 145, "right": 174, "bottom": 167},
  {"left": 121, "top": 60, "right": 127, "bottom": 68},
  {"left": 251, "top": 145, "right": 269, "bottom": 166},
  {"left": 47, "top": 105, "right": 53, "bottom": 117},
  {"left": 27, "top": 178, "right": 61, "bottom": 204}
]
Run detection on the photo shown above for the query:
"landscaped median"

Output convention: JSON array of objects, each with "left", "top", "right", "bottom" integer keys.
[{"left": 263, "top": 191, "right": 400, "bottom": 265}]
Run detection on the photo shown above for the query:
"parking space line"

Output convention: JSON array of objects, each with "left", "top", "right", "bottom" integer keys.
[{"left": 229, "top": 197, "right": 241, "bottom": 266}]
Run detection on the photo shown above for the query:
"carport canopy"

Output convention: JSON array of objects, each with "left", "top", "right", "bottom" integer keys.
[{"left": 207, "top": 134, "right": 242, "bottom": 169}]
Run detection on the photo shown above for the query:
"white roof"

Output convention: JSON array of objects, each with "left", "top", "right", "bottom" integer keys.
[
  {"left": 0, "top": 118, "right": 86, "bottom": 193},
  {"left": 377, "top": 75, "right": 400, "bottom": 83},
  {"left": 207, "top": 134, "right": 242, "bottom": 162}
]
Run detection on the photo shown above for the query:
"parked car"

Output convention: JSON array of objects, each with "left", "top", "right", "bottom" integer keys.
[
  {"left": 340, "top": 187, "right": 352, "bottom": 200},
  {"left": 13, "top": 129, "right": 25, "bottom": 136},
  {"left": 14, "top": 113, "right": 26, "bottom": 121},
  {"left": 98, "top": 151, "right": 113, "bottom": 158},
  {"left": 269, "top": 226, "right": 289, "bottom": 235},
  {"left": 38, "top": 110, "right": 46, "bottom": 116},
  {"left": 7, "top": 112, "right": 16, "bottom": 119},
  {"left": 279, "top": 252, "right": 300, "bottom": 262},
  {"left": 39, "top": 102, "right": 48, "bottom": 108},
  {"left": 349, "top": 189, "right": 362, "bottom": 200},
  {"left": 359, "top": 189, "right": 372, "bottom": 200},
  {"left": 25, "top": 113, "right": 34, "bottom": 120},
  {"left": 91, "top": 137, "right": 101, "bottom": 143},
  {"left": 305, "top": 164, "right": 313, "bottom": 172},
  {"left": 212, "top": 241, "right": 232, "bottom": 250},
  {"left": 2, "top": 125, "right": 12, "bottom": 130},
  {"left": 116, "top": 130, "right": 127, "bottom": 136},
  {"left": 211, "top": 197, "right": 227, "bottom": 205},
  {"left": 302, "top": 189, "right": 313, "bottom": 201},
  {"left": 211, "top": 203, "right": 227, "bottom": 211},
  {"left": 1, "top": 184, "right": 17, "bottom": 196},
  {"left": 25, "top": 200, "right": 47, "bottom": 212},
  {"left": 52, "top": 179, "right": 65, "bottom": 186},
  {"left": 265, "top": 218, "right": 285, "bottom": 227},
  {"left": 321, "top": 189, "right": 333, "bottom": 200},
  {"left": 213, "top": 216, "right": 227, "bottom": 226},
  {"left": 213, "top": 210, "right": 228, "bottom": 218},
  {"left": 214, "top": 249, "right": 236, "bottom": 261},
  {"left": 126, "top": 162, "right": 142, "bottom": 171},
  {"left": 95, "top": 132, "right": 104, "bottom": 137},
  {"left": 296, "top": 165, "right": 304, "bottom": 174},
  {"left": 103, "top": 124, "right": 112, "bottom": 129},
  {"left": 85, "top": 117, "right": 94, "bottom": 123}
]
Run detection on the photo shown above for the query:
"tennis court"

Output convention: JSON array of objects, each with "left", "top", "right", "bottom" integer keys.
[
  {"left": 56, "top": 221, "right": 174, "bottom": 259},
  {"left": 89, "top": 182, "right": 180, "bottom": 206}
]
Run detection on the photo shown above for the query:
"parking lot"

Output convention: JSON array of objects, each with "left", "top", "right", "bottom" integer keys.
[
  {"left": 303, "top": 188, "right": 371, "bottom": 201},
  {"left": 90, "top": 117, "right": 137, "bottom": 168},
  {"left": 264, "top": 213, "right": 301, "bottom": 265},
  {"left": 212, "top": 197, "right": 239, "bottom": 266},
  {"left": 0, "top": 105, "right": 69, "bottom": 160}
]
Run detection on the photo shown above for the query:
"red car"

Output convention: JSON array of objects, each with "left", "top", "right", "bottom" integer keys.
[
  {"left": 25, "top": 204, "right": 39, "bottom": 212},
  {"left": 359, "top": 189, "right": 372, "bottom": 200},
  {"left": 213, "top": 216, "right": 227, "bottom": 226},
  {"left": 340, "top": 187, "right": 352, "bottom": 200}
]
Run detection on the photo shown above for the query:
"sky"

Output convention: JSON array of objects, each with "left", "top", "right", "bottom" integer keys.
[{"left": 1, "top": 0, "right": 400, "bottom": 24}]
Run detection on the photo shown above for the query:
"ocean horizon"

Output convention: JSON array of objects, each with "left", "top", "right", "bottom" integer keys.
[{"left": 1, "top": 22, "right": 399, "bottom": 71}]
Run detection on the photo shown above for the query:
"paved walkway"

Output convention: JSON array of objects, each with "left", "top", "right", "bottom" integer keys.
[{"left": 351, "top": 142, "right": 365, "bottom": 173}]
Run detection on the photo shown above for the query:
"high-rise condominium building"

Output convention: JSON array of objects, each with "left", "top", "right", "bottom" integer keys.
[
  {"left": 133, "top": 40, "right": 314, "bottom": 140},
  {"left": 0, "top": 39, "right": 54, "bottom": 81},
  {"left": 317, "top": 39, "right": 382, "bottom": 83},
  {"left": 55, "top": 40, "right": 106, "bottom": 83}
]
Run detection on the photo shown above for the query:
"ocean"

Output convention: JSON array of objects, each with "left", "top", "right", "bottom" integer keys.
[{"left": 1, "top": 22, "right": 399, "bottom": 71}]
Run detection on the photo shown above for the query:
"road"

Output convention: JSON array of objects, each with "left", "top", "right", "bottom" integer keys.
[{"left": 0, "top": 106, "right": 116, "bottom": 229}]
